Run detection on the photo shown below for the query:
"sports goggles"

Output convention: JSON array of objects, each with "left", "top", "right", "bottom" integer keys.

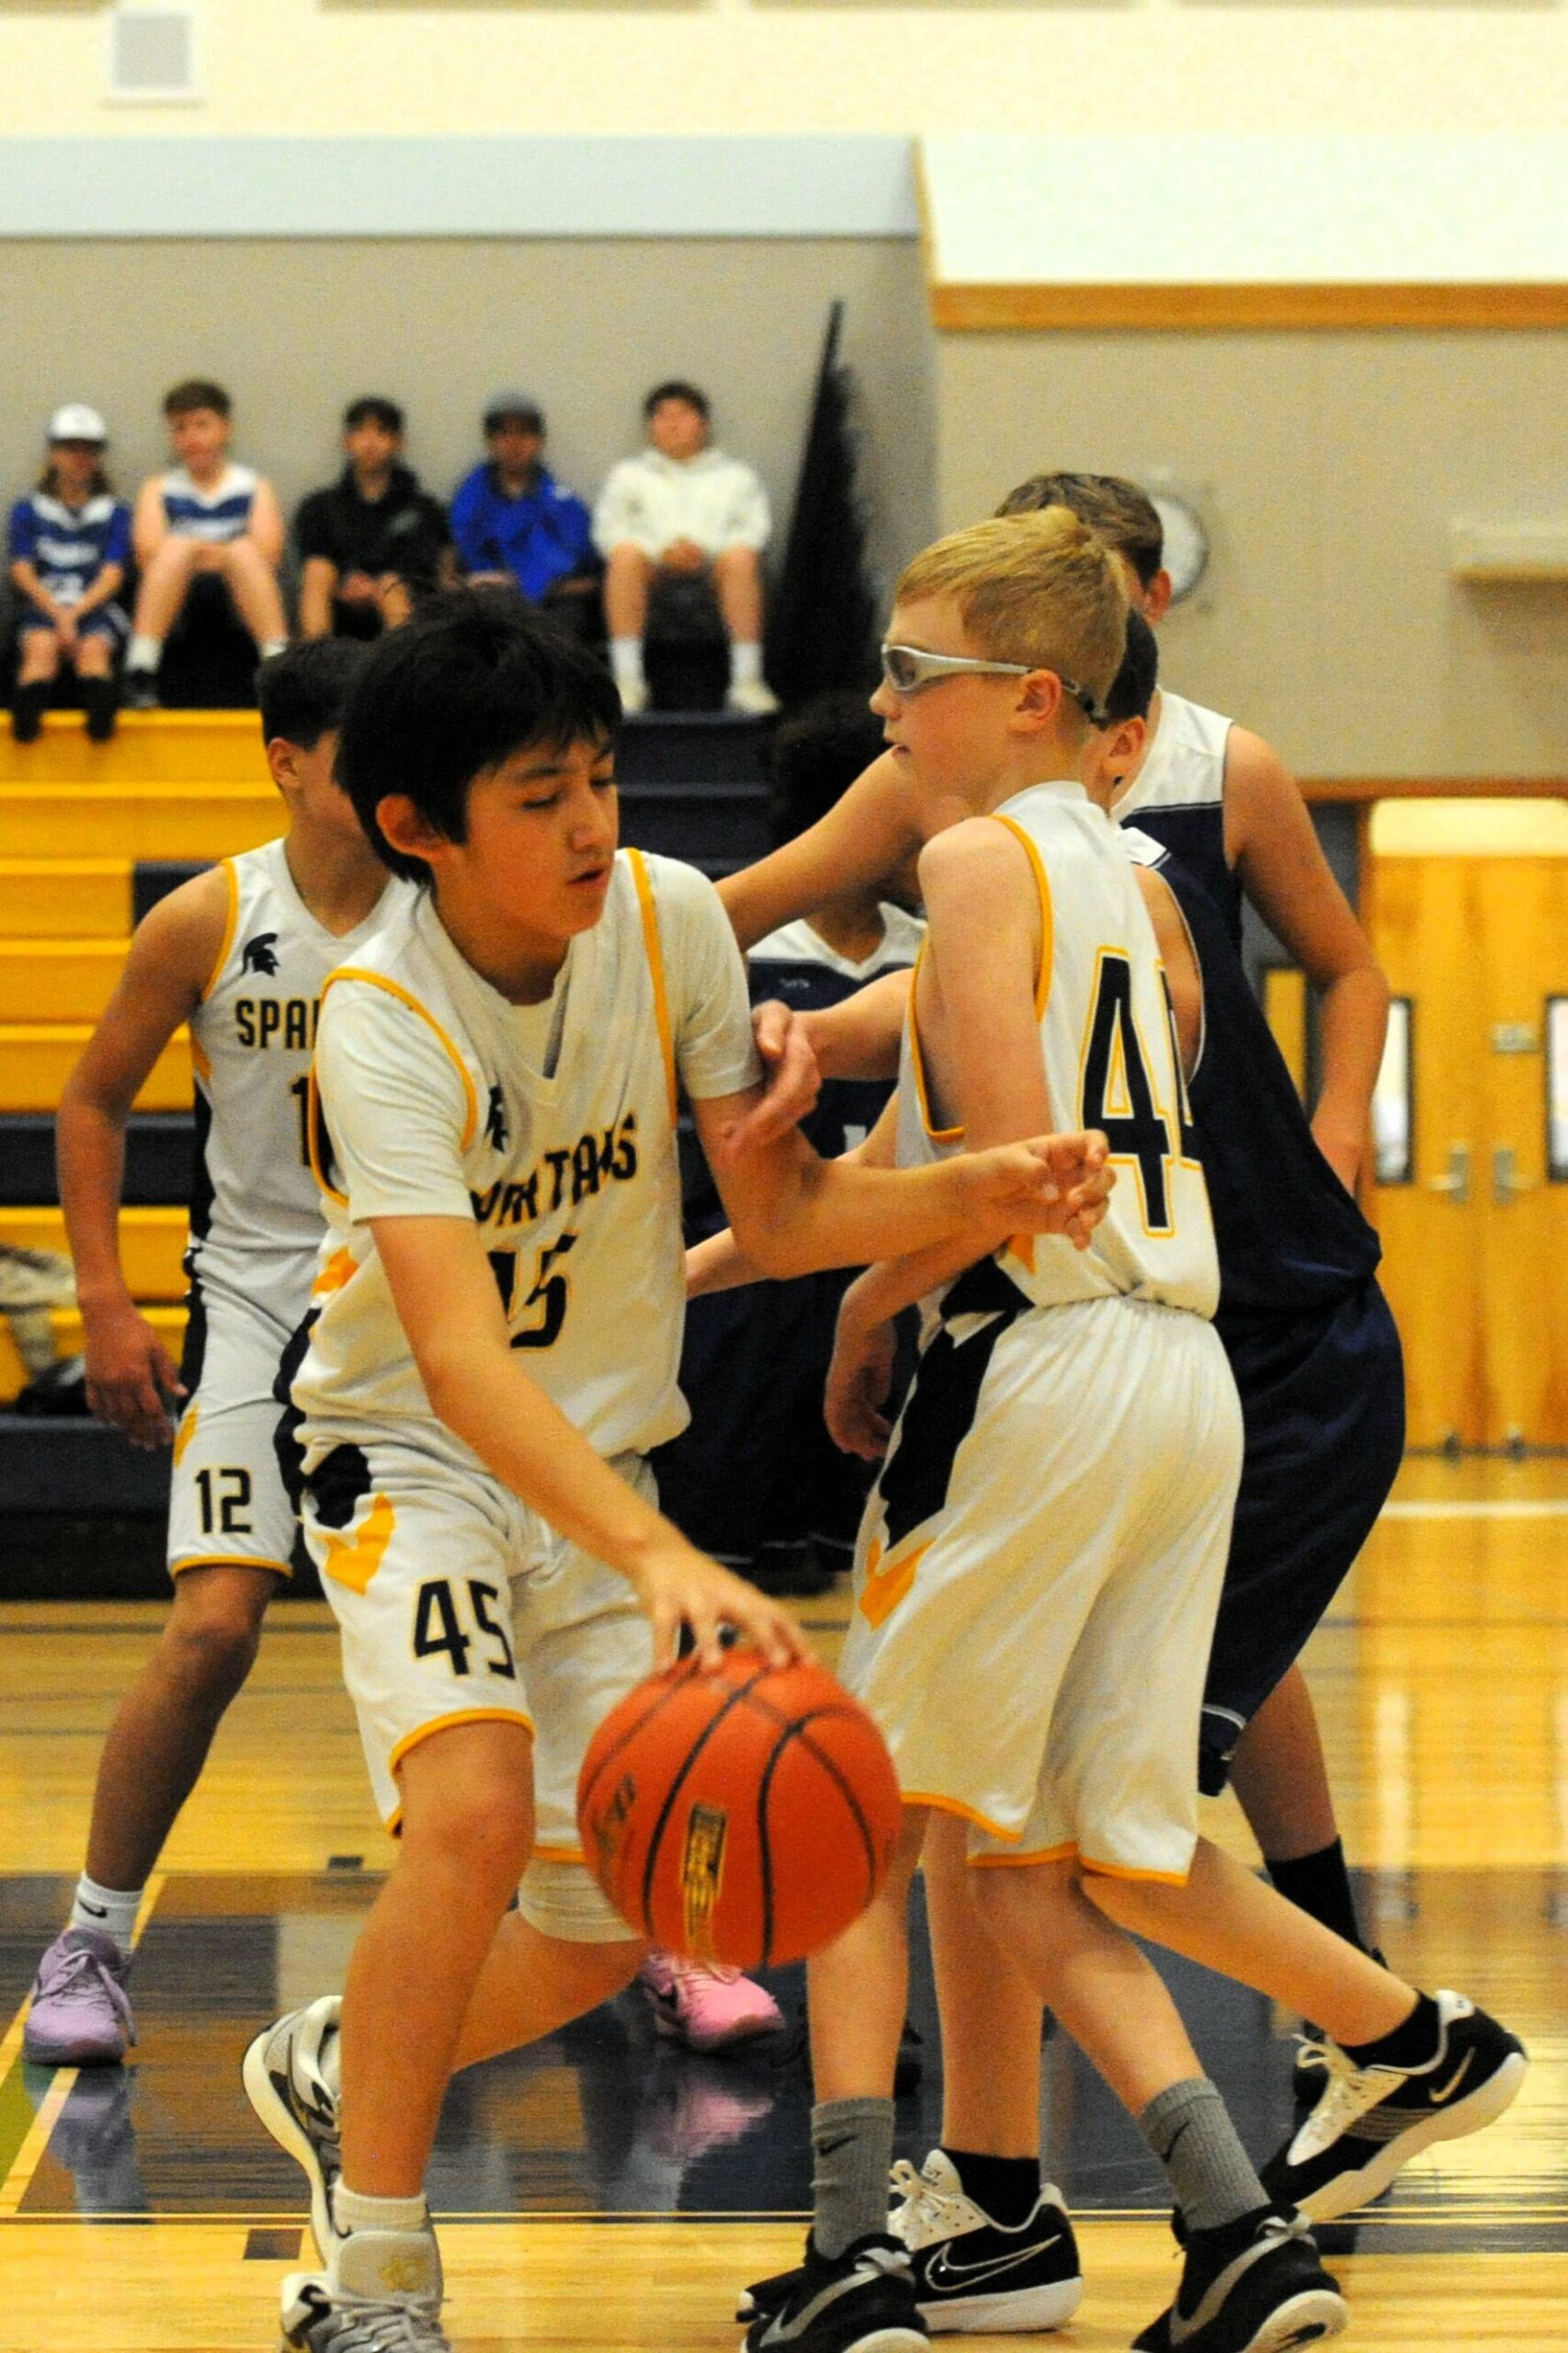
[{"left": 880, "top": 642, "right": 1107, "bottom": 725}]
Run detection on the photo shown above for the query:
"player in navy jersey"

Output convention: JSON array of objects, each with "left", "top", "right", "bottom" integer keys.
[
  {"left": 655, "top": 694, "right": 924, "bottom": 1605},
  {"left": 7, "top": 404, "right": 131, "bottom": 743}
]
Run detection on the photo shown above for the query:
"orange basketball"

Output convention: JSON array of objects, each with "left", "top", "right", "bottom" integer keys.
[{"left": 576, "top": 1646, "right": 903, "bottom": 1970}]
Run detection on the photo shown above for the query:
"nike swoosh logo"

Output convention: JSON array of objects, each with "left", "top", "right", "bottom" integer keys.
[
  {"left": 78, "top": 1903, "right": 108, "bottom": 1918},
  {"left": 1432, "top": 2051, "right": 1474, "bottom": 2103},
  {"left": 926, "top": 2235, "right": 1063, "bottom": 2290},
  {"left": 816, "top": 2134, "right": 856, "bottom": 2157}
]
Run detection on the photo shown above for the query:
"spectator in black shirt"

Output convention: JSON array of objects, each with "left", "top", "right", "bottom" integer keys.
[{"left": 296, "top": 397, "right": 454, "bottom": 639}]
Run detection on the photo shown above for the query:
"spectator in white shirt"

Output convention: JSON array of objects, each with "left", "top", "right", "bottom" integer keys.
[{"left": 593, "top": 381, "right": 776, "bottom": 716}]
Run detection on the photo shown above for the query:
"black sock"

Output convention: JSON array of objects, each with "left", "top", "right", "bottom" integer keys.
[
  {"left": 82, "top": 677, "right": 118, "bottom": 741},
  {"left": 11, "top": 681, "right": 48, "bottom": 743},
  {"left": 943, "top": 2148, "right": 1041, "bottom": 2228},
  {"left": 1342, "top": 1990, "right": 1442, "bottom": 2071},
  {"left": 1265, "top": 1838, "right": 1368, "bottom": 1952}
]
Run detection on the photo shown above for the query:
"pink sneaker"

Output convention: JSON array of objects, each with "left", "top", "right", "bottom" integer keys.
[
  {"left": 637, "top": 1951, "right": 785, "bottom": 2053},
  {"left": 24, "top": 1927, "right": 136, "bottom": 2065}
]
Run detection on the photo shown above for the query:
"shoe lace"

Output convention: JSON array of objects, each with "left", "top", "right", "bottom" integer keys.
[
  {"left": 307, "top": 2298, "right": 448, "bottom": 2353},
  {"left": 40, "top": 1942, "right": 133, "bottom": 2029},
  {"left": 1296, "top": 2039, "right": 1388, "bottom": 2150},
  {"left": 1293, "top": 2035, "right": 1333, "bottom": 2077},
  {"left": 889, "top": 2157, "right": 969, "bottom": 2249}
]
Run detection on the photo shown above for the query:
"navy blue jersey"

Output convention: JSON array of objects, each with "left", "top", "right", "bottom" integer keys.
[
  {"left": 1123, "top": 831, "right": 1381, "bottom": 1332},
  {"left": 9, "top": 491, "right": 131, "bottom": 604},
  {"left": 1114, "top": 689, "right": 1242, "bottom": 952},
  {"left": 747, "top": 908, "right": 926, "bottom": 1162}
]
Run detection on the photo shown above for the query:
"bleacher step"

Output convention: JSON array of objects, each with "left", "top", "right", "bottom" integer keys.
[
  {"left": 0, "top": 1303, "right": 186, "bottom": 1404},
  {"left": 0, "top": 783, "right": 281, "bottom": 862},
  {"left": 0, "top": 1414, "right": 170, "bottom": 1513},
  {"left": 0, "top": 940, "right": 126, "bottom": 1024},
  {"left": 0, "top": 1113, "right": 193, "bottom": 1206},
  {"left": 0, "top": 710, "right": 260, "bottom": 788},
  {"left": 0, "top": 859, "right": 130, "bottom": 938},
  {"left": 0, "top": 1205, "right": 188, "bottom": 1298},
  {"left": 618, "top": 712, "right": 772, "bottom": 789},
  {"left": 0, "top": 1025, "right": 190, "bottom": 1112}
]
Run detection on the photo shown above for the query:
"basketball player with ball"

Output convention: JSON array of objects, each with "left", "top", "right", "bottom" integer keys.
[{"left": 240, "top": 588, "right": 1114, "bottom": 2353}]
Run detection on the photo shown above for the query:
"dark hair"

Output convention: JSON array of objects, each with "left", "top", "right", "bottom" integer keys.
[
  {"left": 343, "top": 395, "right": 403, "bottom": 435},
  {"left": 484, "top": 399, "right": 543, "bottom": 435},
  {"left": 163, "top": 378, "right": 232, "bottom": 421},
  {"left": 1103, "top": 608, "right": 1159, "bottom": 727},
  {"left": 37, "top": 459, "right": 112, "bottom": 499},
  {"left": 643, "top": 380, "right": 710, "bottom": 423},
  {"left": 769, "top": 691, "right": 885, "bottom": 847},
  {"left": 997, "top": 472, "right": 1164, "bottom": 588},
  {"left": 257, "top": 638, "right": 369, "bottom": 751},
  {"left": 335, "top": 586, "right": 622, "bottom": 881}
]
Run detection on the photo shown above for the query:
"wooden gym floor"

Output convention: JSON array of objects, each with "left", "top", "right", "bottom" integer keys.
[{"left": 0, "top": 1453, "right": 1564, "bottom": 2350}]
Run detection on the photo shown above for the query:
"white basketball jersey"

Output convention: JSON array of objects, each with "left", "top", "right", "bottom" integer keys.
[
  {"left": 187, "top": 841, "right": 405, "bottom": 1308},
  {"left": 293, "top": 852, "right": 703, "bottom": 1469},
  {"left": 1112, "top": 688, "right": 1231, "bottom": 826},
  {"left": 895, "top": 779, "right": 1219, "bottom": 1318}
]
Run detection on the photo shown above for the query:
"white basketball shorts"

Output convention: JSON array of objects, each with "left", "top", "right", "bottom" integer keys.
[{"left": 166, "top": 1274, "right": 299, "bottom": 1582}]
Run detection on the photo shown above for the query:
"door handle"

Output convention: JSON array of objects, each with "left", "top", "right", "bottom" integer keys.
[
  {"left": 1492, "top": 1145, "right": 1539, "bottom": 1206},
  {"left": 1427, "top": 1143, "right": 1471, "bottom": 1203}
]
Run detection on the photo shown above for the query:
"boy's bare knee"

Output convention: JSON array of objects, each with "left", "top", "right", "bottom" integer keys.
[
  {"left": 162, "top": 1595, "right": 265, "bottom": 1699},
  {"left": 408, "top": 1788, "right": 534, "bottom": 1889}
]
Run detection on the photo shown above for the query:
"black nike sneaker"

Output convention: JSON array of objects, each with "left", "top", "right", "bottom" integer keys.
[
  {"left": 1262, "top": 1988, "right": 1528, "bottom": 2222},
  {"left": 889, "top": 2150, "right": 1082, "bottom": 2334},
  {"left": 1133, "top": 2206, "right": 1345, "bottom": 2353},
  {"left": 739, "top": 2234, "right": 926, "bottom": 2353}
]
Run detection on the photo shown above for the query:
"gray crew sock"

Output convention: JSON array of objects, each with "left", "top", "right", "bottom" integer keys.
[
  {"left": 1138, "top": 2077, "right": 1267, "bottom": 2234},
  {"left": 812, "top": 2097, "right": 895, "bottom": 2259}
]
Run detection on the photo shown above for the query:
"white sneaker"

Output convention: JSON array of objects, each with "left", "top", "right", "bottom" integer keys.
[
  {"left": 617, "top": 676, "right": 650, "bottom": 716},
  {"left": 281, "top": 2230, "right": 448, "bottom": 2352},
  {"left": 725, "top": 678, "right": 779, "bottom": 717},
  {"left": 243, "top": 1995, "right": 344, "bottom": 2265}
]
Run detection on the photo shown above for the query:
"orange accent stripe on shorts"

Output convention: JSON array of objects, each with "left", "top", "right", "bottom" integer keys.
[
  {"left": 902, "top": 1790, "right": 1018, "bottom": 1841},
  {"left": 1078, "top": 1852, "right": 1194, "bottom": 1888},
  {"left": 628, "top": 848, "right": 677, "bottom": 1127},
  {"left": 314, "top": 1492, "right": 397, "bottom": 1596},
  {"left": 857, "top": 1537, "right": 928, "bottom": 1631},
  {"left": 383, "top": 1708, "right": 537, "bottom": 1820},
  {"left": 199, "top": 858, "right": 240, "bottom": 1003},
  {"left": 168, "top": 1552, "right": 291, "bottom": 1579},
  {"left": 171, "top": 1402, "right": 199, "bottom": 1467},
  {"left": 967, "top": 1841, "right": 1078, "bottom": 1870},
  {"left": 532, "top": 1843, "right": 587, "bottom": 1867}
]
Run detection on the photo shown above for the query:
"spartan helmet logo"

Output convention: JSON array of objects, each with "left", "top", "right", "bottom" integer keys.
[
  {"left": 241, "top": 932, "right": 280, "bottom": 975},
  {"left": 484, "top": 1086, "right": 508, "bottom": 1152}
]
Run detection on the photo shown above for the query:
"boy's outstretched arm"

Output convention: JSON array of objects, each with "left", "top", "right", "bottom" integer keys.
[
  {"left": 371, "top": 1213, "right": 809, "bottom": 1672},
  {"left": 717, "top": 752, "right": 923, "bottom": 952},
  {"left": 57, "top": 871, "right": 228, "bottom": 1447}
]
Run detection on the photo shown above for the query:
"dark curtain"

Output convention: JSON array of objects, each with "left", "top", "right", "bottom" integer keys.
[{"left": 766, "top": 302, "right": 879, "bottom": 709}]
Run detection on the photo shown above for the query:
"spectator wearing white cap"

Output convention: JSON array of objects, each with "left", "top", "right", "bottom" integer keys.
[
  {"left": 7, "top": 404, "right": 131, "bottom": 744},
  {"left": 593, "top": 381, "right": 776, "bottom": 715}
]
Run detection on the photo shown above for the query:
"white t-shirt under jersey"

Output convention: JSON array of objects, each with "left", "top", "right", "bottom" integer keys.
[{"left": 292, "top": 850, "right": 761, "bottom": 1473}]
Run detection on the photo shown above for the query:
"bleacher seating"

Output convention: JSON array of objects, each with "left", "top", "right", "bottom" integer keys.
[{"left": 0, "top": 704, "right": 773, "bottom": 1515}]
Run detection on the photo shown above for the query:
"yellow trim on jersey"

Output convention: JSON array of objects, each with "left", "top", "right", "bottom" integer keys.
[
  {"left": 989, "top": 814, "right": 1053, "bottom": 1019},
  {"left": 312, "top": 1245, "right": 358, "bottom": 1300},
  {"left": 305, "top": 1067, "right": 348, "bottom": 1208},
  {"left": 902, "top": 1790, "right": 1017, "bottom": 1841},
  {"left": 628, "top": 848, "right": 678, "bottom": 1127},
  {"left": 384, "top": 1708, "right": 537, "bottom": 1829},
  {"left": 907, "top": 942, "right": 963, "bottom": 1145},
  {"left": 968, "top": 1841, "right": 1078, "bottom": 1870},
  {"left": 314, "top": 1491, "right": 397, "bottom": 1596},
  {"left": 857, "top": 1536, "right": 929, "bottom": 1630},
  {"left": 321, "top": 967, "right": 481, "bottom": 1154},
  {"left": 1079, "top": 1852, "right": 1193, "bottom": 1888},
  {"left": 188, "top": 1030, "right": 212, "bottom": 1085},
  {"left": 169, "top": 1552, "right": 291, "bottom": 1579},
  {"left": 199, "top": 858, "right": 240, "bottom": 1004}
]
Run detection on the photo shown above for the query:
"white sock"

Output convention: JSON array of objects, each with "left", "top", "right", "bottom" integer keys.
[
  {"left": 258, "top": 637, "right": 288, "bottom": 659},
  {"left": 71, "top": 1874, "right": 142, "bottom": 1956},
  {"left": 333, "top": 2181, "right": 430, "bottom": 2237},
  {"left": 126, "top": 634, "right": 163, "bottom": 673},
  {"left": 730, "top": 638, "right": 763, "bottom": 686},
  {"left": 610, "top": 636, "right": 644, "bottom": 688}
]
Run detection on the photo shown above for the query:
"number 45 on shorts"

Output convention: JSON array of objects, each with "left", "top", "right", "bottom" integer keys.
[{"left": 412, "top": 1577, "right": 517, "bottom": 1679}]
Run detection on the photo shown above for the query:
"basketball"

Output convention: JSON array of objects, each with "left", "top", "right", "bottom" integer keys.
[{"left": 576, "top": 1646, "right": 903, "bottom": 1970}]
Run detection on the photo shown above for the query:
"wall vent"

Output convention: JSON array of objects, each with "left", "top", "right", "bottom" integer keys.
[{"left": 108, "top": 7, "right": 198, "bottom": 104}]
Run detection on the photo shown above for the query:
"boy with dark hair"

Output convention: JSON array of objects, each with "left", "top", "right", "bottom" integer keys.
[
  {"left": 449, "top": 392, "right": 597, "bottom": 628},
  {"left": 125, "top": 379, "right": 288, "bottom": 706},
  {"left": 296, "top": 397, "right": 453, "bottom": 640},
  {"left": 240, "top": 587, "right": 1111, "bottom": 2353},
  {"left": 594, "top": 381, "right": 774, "bottom": 714},
  {"left": 23, "top": 636, "right": 401, "bottom": 2067}
]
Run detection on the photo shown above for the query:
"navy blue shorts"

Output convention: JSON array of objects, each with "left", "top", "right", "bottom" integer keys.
[
  {"left": 17, "top": 604, "right": 125, "bottom": 644},
  {"left": 1199, "top": 1276, "right": 1404, "bottom": 1793}
]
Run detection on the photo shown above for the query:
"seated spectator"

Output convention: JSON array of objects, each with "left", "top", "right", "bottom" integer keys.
[
  {"left": 652, "top": 693, "right": 922, "bottom": 1595},
  {"left": 8, "top": 404, "right": 130, "bottom": 743},
  {"left": 449, "top": 393, "right": 597, "bottom": 633},
  {"left": 296, "top": 396, "right": 453, "bottom": 640},
  {"left": 124, "top": 379, "right": 287, "bottom": 708},
  {"left": 593, "top": 381, "right": 776, "bottom": 716}
]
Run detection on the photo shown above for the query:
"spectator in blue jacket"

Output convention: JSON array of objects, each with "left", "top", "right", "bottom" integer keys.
[{"left": 449, "top": 395, "right": 598, "bottom": 631}]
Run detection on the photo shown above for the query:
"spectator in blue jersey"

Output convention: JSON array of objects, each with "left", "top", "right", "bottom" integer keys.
[
  {"left": 124, "top": 380, "right": 288, "bottom": 708},
  {"left": 449, "top": 394, "right": 598, "bottom": 635},
  {"left": 296, "top": 396, "right": 454, "bottom": 641},
  {"left": 653, "top": 692, "right": 923, "bottom": 1599},
  {"left": 8, "top": 404, "right": 131, "bottom": 744}
]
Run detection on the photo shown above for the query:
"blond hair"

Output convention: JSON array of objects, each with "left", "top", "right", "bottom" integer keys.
[{"left": 896, "top": 509, "right": 1128, "bottom": 713}]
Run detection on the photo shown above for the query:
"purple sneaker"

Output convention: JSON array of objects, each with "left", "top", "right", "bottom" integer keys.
[{"left": 23, "top": 1927, "right": 136, "bottom": 2066}]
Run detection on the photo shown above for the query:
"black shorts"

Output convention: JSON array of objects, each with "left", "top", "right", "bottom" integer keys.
[{"left": 1199, "top": 1276, "right": 1404, "bottom": 1794}]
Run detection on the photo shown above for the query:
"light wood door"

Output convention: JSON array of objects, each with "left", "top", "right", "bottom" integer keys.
[{"left": 1366, "top": 806, "right": 1568, "bottom": 1447}]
